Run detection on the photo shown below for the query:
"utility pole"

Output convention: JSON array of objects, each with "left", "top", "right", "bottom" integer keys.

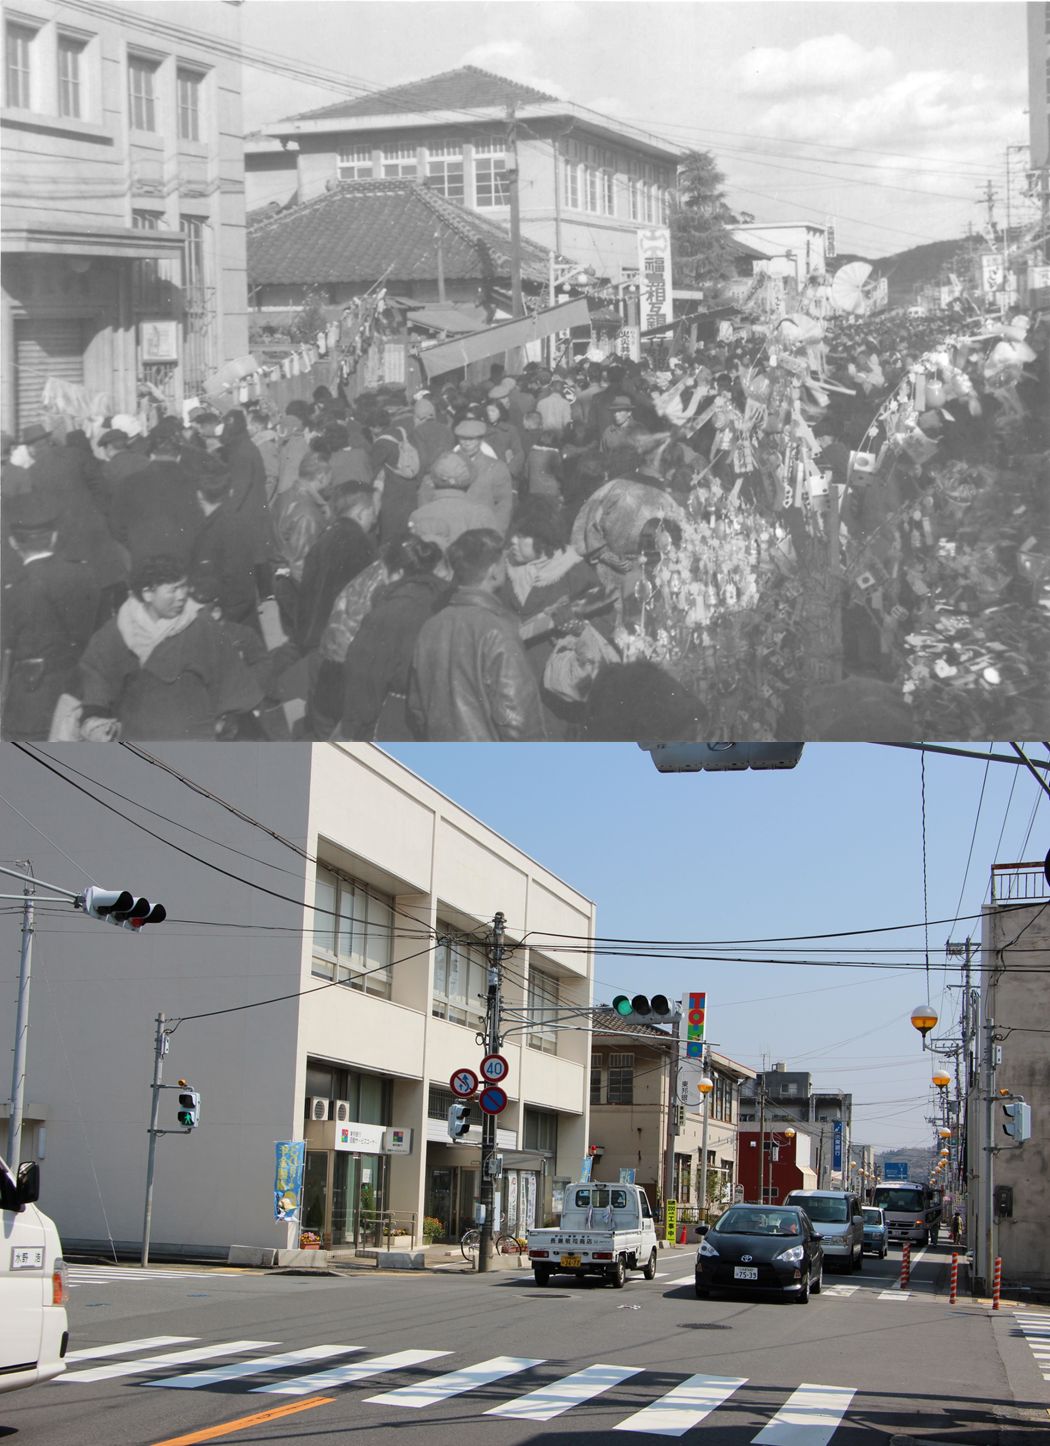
[
  {"left": 980, "top": 1009, "right": 997, "bottom": 1295},
  {"left": 661, "top": 1022, "right": 682, "bottom": 1217},
  {"left": 142, "top": 1013, "right": 168, "bottom": 1267},
  {"left": 506, "top": 106, "right": 523, "bottom": 318},
  {"left": 477, "top": 912, "right": 505, "bottom": 1274},
  {"left": 434, "top": 229, "right": 446, "bottom": 305},
  {"left": 698, "top": 1045, "right": 711, "bottom": 1223},
  {"left": 6, "top": 863, "right": 35, "bottom": 1171},
  {"left": 757, "top": 1073, "right": 767, "bottom": 1203}
]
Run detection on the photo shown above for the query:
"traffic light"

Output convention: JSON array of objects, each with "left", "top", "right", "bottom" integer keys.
[
  {"left": 176, "top": 1080, "right": 201, "bottom": 1130},
  {"left": 640, "top": 743, "right": 804, "bottom": 773},
  {"left": 81, "top": 886, "right": 166, "bottom": 931},
  {"left": 447, "top": 1103, "right": 471, "bottom": 1140},
  {"left": 1002, "top": 1100, "right": 1031, "bottom": 1141},
  {"left": 611, "top": 993, "right": 674, "bottom": 1024}
]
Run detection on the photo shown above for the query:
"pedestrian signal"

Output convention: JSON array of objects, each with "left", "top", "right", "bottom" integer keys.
[
  {"left": 176, "top": 1081, "right": 201, "bottom": 1130},
  {"left": 81, "top": 886, "right": 166, "bottom": 931},
  {"left": 1002, "top": 1100, "right": 1031, "bottom": 1141},
  {"left": 611, "top": 994, "right": 674, "bottom": 1023},
  {"left": 447, "top": 1103, "right": 471, "bottom": 1140}
]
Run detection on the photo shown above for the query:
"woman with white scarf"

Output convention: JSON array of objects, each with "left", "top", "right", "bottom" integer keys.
[{"left": 77, "top": 554, "right": 263, "bottom": 740}]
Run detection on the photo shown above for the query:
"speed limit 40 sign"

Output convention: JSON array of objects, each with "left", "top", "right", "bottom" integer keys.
[{"left": 480, "top": 1053, "right": 508, "bottom": 1082}]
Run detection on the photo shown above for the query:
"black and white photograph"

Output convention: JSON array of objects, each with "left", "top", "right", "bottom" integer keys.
[{"left": 1, "top": 0, "right": 1047, "bottom": 740}]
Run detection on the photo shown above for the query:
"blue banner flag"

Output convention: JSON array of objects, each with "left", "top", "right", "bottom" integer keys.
[
  {"left": 832, "top": 1121, "right": 843, "bottom": 1172},
  {"left": 274, "top": 1140, "right": 306, "bottom": 1223}
]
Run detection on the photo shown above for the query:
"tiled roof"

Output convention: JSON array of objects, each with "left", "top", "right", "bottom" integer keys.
[
  {"left": 246, "top": 178, "right": 551, "bottom": 287},
  {"left": 286, "top": 65, "right": 559, "bottom": 124},
  {"left": 591, "top": 1008, "right": 674, "bottom": 1040}
]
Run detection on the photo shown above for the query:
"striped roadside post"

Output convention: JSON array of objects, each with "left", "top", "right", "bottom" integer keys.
[
  {"left": 900, "top": 1241, "right": 911, "bottom": 1288},
  {"left": 991, "top": 1256, "right": 1002, "bottom": 1311},
  {"left": 949, "top": 1251, "right": 958, "bottom": 1304}
]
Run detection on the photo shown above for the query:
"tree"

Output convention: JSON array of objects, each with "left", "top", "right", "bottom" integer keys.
[{"left": 670, "top": 150, "right": 742, "bottom": 293}]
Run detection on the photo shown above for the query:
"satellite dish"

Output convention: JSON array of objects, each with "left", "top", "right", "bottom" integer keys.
[{"left": 830, "top": 262, "right": 874, "bottom": 316}]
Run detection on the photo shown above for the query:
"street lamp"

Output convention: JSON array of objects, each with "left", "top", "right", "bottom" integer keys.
[
  {"left": 911, "top": 1002, "right": 938, "bottom": 1042},
  {"left": 938, "top": 1127, "right": 952, "bottom": 1139},
  {"left": 932, "top": 1070, "right": 951, "bottom": 1090},
  {"left": 698, "top": 1072, "right": 713, "bottom": 1223}
]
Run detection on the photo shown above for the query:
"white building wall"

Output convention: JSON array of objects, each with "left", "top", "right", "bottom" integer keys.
[{"left": 0, "top": 743, "right": 593, "bottom": 1255}]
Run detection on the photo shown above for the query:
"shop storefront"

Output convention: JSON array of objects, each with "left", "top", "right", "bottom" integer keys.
[{"left": 302, "top": 1060, "right": 394, "bottom": 1247}]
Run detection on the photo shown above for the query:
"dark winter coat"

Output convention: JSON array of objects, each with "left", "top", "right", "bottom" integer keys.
[
  {"left": 338, "top": 572, "right": 451, "bottom": 740},
  {"left": 1, "top": 553, "right": 100, "bottom": 739},
  {"left": 294, "top": 515, "right": 376, "bottom": 653}
]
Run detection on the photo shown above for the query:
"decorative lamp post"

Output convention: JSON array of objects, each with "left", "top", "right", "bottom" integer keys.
[
  {"left": 932, "top": 1070, "right": 951, "bottom": 1090},
  {"left": 698, "top": 1073, "right": 714, "bottom": 1224},
  {"left": 911, "top": 1003, "right": 938, "bottom": 1044}
]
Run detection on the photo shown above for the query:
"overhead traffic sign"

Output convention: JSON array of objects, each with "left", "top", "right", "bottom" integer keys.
[
  {"left": 449, "top": 1069, "right": 478, "bottom": 1098},
  {"left": 478, "top": 1085, "right": 508, "bottom": 1115},
  {"left": 480, "top": 1053, "right": 509, "bottom": 1082}
]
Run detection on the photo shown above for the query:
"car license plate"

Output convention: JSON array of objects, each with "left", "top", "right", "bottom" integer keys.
[
  {"left": 734, "top": 1266, "right": 758, "bottom": 1280},
  {"left": 560, "top": 1253, "right": 582, "bottom": 1267}
]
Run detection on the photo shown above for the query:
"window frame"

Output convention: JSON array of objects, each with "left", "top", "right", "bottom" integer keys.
[
  {"left": 426, "top": 142, "right": 464, "bottom": 203},
  {"left": 56, "top": 31, "right": 85, "bottom": 119},
  {"left": 563, "top": 157, "right": 580, "bottom": 211},
  {"left": 526, "top": 966, "right": 558, "bottom": 1054},
  {"left": 337, "top": 143, "right": 373, "bottom": 181},
  {"left": 310, "top": 863, "right": 395, "bottom": 999},
  {"left": 128, "top": 52, "right": 158, "bottom": 132},
  {"left": 606, "top": 1051, "right": 634, "bottom": 1104},
  {"left": 432, "top": 926, "right": 487, "bottom": 1030},
  {"left": 176, "top": 65, "right": 204, "bottom": 144},
  {"left": 5, "top": 20, "right": 35, "bottom": 110}
]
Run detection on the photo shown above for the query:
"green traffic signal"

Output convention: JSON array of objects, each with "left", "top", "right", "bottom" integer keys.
[{"left": 612, "top": 995, "right": 634, "bottom": 1016}]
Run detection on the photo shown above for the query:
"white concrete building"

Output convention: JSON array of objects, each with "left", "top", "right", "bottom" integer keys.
[
  {"left": 729, "top": 222, "right": 830, "bottom": 290},
  {"left": 0, "top": 743, "right": 594, "bottom": 1256}
]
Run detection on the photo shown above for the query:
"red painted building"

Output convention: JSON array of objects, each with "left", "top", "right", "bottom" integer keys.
[{"left": 737, "top": 1129, "right": 818, "bottom": 1204}]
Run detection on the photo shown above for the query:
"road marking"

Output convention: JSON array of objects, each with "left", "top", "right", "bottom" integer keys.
[
  {"left": 59, "top": 1342, "right": 277, "bottom": 1383},
  {"left": 669, "top": 1274, "right": 696, "bottom": 1286},
  {"left": 145, "top": 1345, "right": 355, "bottom": 1389},
  {"left": 366, "top": 1355, "right": 542, "bottom": 1409},
  {"left": 67, "top": 1266, "right": 229, "bottom": 1286},
  {"left": 878, "top": 1291, "right": 911, "bottom": 1300},
  {"left": 66, "top": 1336, "right": 195, "bottom": 1361},
  {"left": 819, "top": 1285, "right": 858, "bottom": 1298},
  {"left": 613, "top": 1373, "right": 746, "bottom": 1436},
  {"left": 254, "top": 1349, "right": 450, "bottom": 1396},
  {"left": 752, "top": 1383, "right": 856, "bottom": 1446},
  {"left": 149, "top": 1395, "right": 333, "bottom": 1445},
  {"left": 487, "top": 1363, "right": 644, "bottom": 1421}
]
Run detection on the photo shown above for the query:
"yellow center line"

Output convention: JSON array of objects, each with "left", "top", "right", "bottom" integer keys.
[{"left": 150, "top": 1395, "right": 334, "bottom": 1446}]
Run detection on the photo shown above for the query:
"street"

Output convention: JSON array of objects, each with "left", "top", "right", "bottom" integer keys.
[{"left": 3, "top": 1243, "right": 1046, "bottom": 1446}]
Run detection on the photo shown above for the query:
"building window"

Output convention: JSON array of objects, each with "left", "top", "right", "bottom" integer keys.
[
  {"left": 337, "top": 144, "right": 372, "bottom": 180},
  {"left": 474, "top": 139, "right": 507, "bottom": 207},
  {"left": 432, "top": 926, "right": 487, "bottom": 1029},
  {"left": 182, "top": 216, "right": 207, "bottom": 300},
  {"left": 428, "top": 1085, "right": 477, "bottom": 1127},
  {"left": 523, "top": 1106, "right": 558, "bottom": 1156},
  {"left": 5, "top": 22, "right": 34, "bottom": 109},
  {"left": 426, "top": 142, "right": 463, "bottom": 203},
  {"left": 590, "top": 1052, "right": 602, "bottom": 1105},
  {"left": 177, "top": 67, "right": 203, "bottom": 142},
  {"left": 602, "top": 170, "right": 615, "bottom": 216},
  {"left": 381, "top": 142, "right": 417, "bottom": 178},
  {"left": 128, "top": 54, "right": 158, "bottom": 132},
  {"left": 607, "top": 1052, "right": 634, "bottom": 1104},
  {"left": 131, "top": 210, "right": 162, "bottom": 309},
  {"left": 527, "top": 967, "right": 558, "bottom": 1054},
  {"left": 311, "top": 864, "right": 394, "bottom": 998},
  {"left": 562, "top": 158, "right": 579, "bottom": 210},
  {"left": 628, "top": 180, "right": 640, "bottom": 222},
  {"left": 585, "top": 166, "right": 599, "bottom": 213},
  {"left": 57, "top": 34, "right": 85, "bottom": 119}
]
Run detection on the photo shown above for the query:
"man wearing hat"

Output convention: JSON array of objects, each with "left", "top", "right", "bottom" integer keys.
[
  {"left": 98, "top": 425, "right": 149, "bottom": 512},
  {"left": 2, "top": 487, "right": 100, "bottom": 740},
  {"left": 408, "top": 451, "right": 500, "bottom": 552},
  {"left": 452, "top": 416, "right": 513, "bottom": 535},
  {"left": 276, "top": 400, "right": 313, "bottom": 496},
  {"left": 599, "top": 395, "right": 643, "bottom": 455},
  {"left": 535, "top": 374, "right": 573, "bottom": 439},
  {"left": 411, "top": 395, "right": 455, "bottom": 472},
  {"left": 185, "top": 456, "right": 261, "bottom": 631},
  {"left": 110, "top": 417, "right": 200, "bottom": 560}
]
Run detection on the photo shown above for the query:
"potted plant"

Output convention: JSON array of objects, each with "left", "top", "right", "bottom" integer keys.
[
  {"left": 298, "top": 1230, "right": 321, "bottom": 1250},
  {"left": 421, "top": 1216, "right": 444, "bottom": 1244}
]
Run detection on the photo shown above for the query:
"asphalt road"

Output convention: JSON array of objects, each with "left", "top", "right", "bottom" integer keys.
[{"left": 2, "top": 1243, "right": 1046, "bottom": 1446}]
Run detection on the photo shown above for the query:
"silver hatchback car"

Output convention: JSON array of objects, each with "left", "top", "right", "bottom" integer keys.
[{"left": 782, "top": 1190, "right": 865, "bottom": 1271}]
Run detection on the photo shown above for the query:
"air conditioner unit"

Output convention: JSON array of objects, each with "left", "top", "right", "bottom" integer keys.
[
  {"left": 333, "top": 1099, "right": 350, "bottom": 1122},
  {"left": 308, "top": 1097, "right": 330, "bottom": 1122}
]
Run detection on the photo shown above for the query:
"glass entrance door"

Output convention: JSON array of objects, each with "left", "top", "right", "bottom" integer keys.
[{"left": 302, "top": 1151, "right": 329, "bottom": 1236}]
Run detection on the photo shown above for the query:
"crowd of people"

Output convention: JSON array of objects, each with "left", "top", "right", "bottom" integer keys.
[{"left": 2, "top": 303, "right": 1047, "bottom": 742}]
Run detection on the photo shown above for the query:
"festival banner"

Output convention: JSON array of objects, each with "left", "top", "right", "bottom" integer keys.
[
  {"left": 637, "top": 228, "right": 673, "bottom": 336},
  {"left": 273, "top": 1140, "right": 306, "bottom": 1223}
]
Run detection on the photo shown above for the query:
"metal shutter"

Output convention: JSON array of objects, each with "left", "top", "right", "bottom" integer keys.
[{"left": 14, "top": 318, "right": 85, "bottom": 432}]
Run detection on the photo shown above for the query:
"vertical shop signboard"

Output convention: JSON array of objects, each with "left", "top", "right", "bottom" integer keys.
[{"left": 637, "top": 228, "right": 673, "bottom": 338}]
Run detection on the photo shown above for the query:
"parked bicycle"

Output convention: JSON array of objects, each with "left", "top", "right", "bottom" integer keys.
[{"left": 460, "top": 1227, "right": 526, "bottom": 1262}]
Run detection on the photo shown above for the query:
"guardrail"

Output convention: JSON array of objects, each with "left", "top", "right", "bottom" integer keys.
[
  {"left": 991, "top": 862, "right": 1050, "bottom": 903},
  {"left": 354, "top": 1209, "right": 418, "bottom": 1255}
]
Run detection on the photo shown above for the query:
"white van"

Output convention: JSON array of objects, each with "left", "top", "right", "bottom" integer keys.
[{"left": 1, "top": 1151, "right": 69, "bottom": 1391}]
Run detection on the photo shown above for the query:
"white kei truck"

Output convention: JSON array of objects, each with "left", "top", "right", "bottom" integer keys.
[
  {"left": 526, "top": 1181, "right": 660, "bottom": 1287},
  {"left": 0, "top": 1151, "right": 69, "bottom": 1393}
]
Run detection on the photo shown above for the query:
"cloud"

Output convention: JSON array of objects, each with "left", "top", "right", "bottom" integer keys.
[
  {"left": 460, "top": 39, "right": 567, "bottom": 98},
  {"left": 732, "top": 34, "right": 895, "bottom": 98}
]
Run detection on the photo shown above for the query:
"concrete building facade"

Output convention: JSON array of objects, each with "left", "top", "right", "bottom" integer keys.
[
  {"left": 739, "top": 1064, "right": 854, "bottom": 1191},
  {"left": 968, "top": 860, "right": 1050, "bottom": 1292},
  {"left": 0, "top": 743, "right": 594, "bottom": 1256},
  {"left": 1, "top": 0, "right": 249, "bottom": 434}
]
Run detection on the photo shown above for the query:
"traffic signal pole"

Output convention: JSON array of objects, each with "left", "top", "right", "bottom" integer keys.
[
  {"left": 478, "top": 912, "right": 505, "bottom": 1274},
  {"left": 6, "top": 867, "right": 35, "bottom": 1172},
  {"left": 142, "top": 1012, "right": 167, "bottom": 1267}
]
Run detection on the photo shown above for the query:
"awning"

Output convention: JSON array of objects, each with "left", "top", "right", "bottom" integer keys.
[
  {"left": 420, "top": 297, "right": 591, "bottom": 376},
  {"left": 2, "top": 223, "right": 187, "bottom": 261},
  {"left": 406, "top": 304, "right": 484, "bottom": 335}
]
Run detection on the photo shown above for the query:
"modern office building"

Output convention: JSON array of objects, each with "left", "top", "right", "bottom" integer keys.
[
  {"left": 0, "top": 744, "right": 594, "bottom": 1256},
  {"left": 1, "top": 0, "right": 249, "bottom": 433}
]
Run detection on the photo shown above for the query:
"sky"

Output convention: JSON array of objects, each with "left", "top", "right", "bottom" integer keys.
[
  {"left": 380, "top": 741, "right": 1048, "bottom": 1153},
  {"left": 232, "top": 0, "right": 1033, "bottom": 258}
]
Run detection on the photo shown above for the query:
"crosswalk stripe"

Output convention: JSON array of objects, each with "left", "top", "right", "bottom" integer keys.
[
  {"left": 752, "top": 1383, "right": 855, "bottom": 1446},
  {"left": 59, "top": 1341, "right": 277, "bottom": 1384},
  {"left": 878, "top": 1291, "right": 910, "bottom": 1300},
  {"left": 819, "top": 1286, "right": 858, "bottom": 1297},
  {"left": 144, "top": 1345, "right": 354, "bottom": 1389},
  {"left": 670, "top": 1274, "right": 696, "bottom": 1286},
  {"left": 486, "top": 1363, "right": 644, "bottom": 1421},
  {"left": 613, "top": 1373, "right": 746, "bottom": 1436},
  {"left": 66, "top": 1336, "right": 195, "bottom": 1362},
  {"left": 253, "top": 1349, "right": 449, "bottom": 1396},
  {"left": 366, "top": 1355, "right": 542, "bottom": 1409}
]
